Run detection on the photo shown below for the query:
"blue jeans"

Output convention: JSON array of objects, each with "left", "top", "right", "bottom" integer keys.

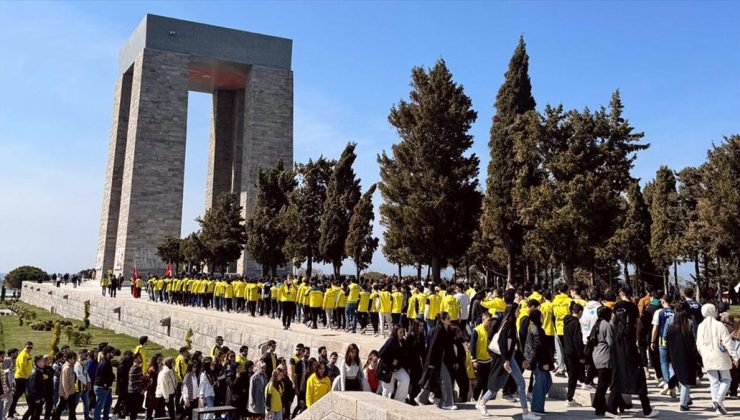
[
  {"left": 76, "top": 390, "right": 90, "bottom": 419},
  {"left": 532, "top": 367, "right": 552, "bottom": 413},
  {"left": 203, "top": 396, "right": 215, "bottom": 420},
  {"left": 679, "top": 383, "right": 691, "bottom": 407},
  {"left": 659, "top": 346, "right": 673, "bottom": 385},
  {"left": 346, "top": 303, "right": 358, "bottom": 332},
  {"left": 93, "top": 386, "right": 112, "bottom": 420},
  {"left": 482, "top": 356, "right": 528, "bottom": 410}
]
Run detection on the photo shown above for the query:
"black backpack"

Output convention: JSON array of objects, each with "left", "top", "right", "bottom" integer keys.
[{"left": 585, "top": 319, "right": 601, "bottom": 355}]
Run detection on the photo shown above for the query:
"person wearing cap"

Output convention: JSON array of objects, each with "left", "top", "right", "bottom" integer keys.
[{"left": 155, "top": 357, "right": 176, "bottom": 419}]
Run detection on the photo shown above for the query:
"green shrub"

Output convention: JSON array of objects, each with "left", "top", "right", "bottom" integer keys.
[{"left": 70, "top": 331, "right": 92, "bottom": 346}]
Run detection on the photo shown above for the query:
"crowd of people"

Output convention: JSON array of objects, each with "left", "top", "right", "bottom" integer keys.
[{"left": 7, "top": 274, "right": 740, "bottom": 420}]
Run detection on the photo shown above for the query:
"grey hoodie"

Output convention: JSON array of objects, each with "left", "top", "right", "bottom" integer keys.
[{"left": 591, "top": 319, "right": 613, "bottom": 369}]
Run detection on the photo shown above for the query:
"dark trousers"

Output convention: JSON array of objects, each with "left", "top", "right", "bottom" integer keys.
[
  {"left": 358, "top": 312, "right": 368, "bottom": 330},
  {"left": 282, "top": 302, "right": 296, "bottom": 328},
  {"left": 565, "top": 354, "right": 583, "bottom": 401},
  {"left": 608, "top": 389, "right": 652, "bottom": 415},
  {"left": 128, "top": 393, "right": 144, "bottom": 420},
  {"left": 52, "top": 395, "right": 77, "bottom": 420},
  {"left": 370, "top": 312, "right": 379, "bottom": 333},
  {"left": 155, "top": 396, "right": 175, "bottom": 420},
  {"left": 22, "top": 399, "right": 44, "bottom": 420},
  {"left": 649, "top": 347, "right": 663, "bottom": 380},
  {"left": 391, "top": 313, "right": 401, "bottom": 326},
  {"left": 451, "top": 366, "right": 470, "bottom": 402},
  {"left": 336, "top": 307, "right": 346, "bottom": 329},
  {"left": 178, "top": 399, "right": 198, "bottom": 420},
  {"left": 311, "top": 307, "right": 321, "bottom": 329},
  {"left": 593, "top": 368, "right": 612, "bottom": 415},
  {"left": 9, "top": 378, "right": 28, "bottom": 415},
  {"left": 473, "top": 361, "right": 491, "bottom": 400}
]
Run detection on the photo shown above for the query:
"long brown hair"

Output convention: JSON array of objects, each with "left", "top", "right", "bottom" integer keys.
[{"left": 345, "top": 343, "right": 361, "bottom": 367}]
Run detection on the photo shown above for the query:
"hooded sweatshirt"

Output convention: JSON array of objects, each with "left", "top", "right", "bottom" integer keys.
[
  {"left": 696, "top": 304, "right": 737, "bottom": 371},
  {"left": 563, "top": 315, "right": 584, "bottom": 357}
]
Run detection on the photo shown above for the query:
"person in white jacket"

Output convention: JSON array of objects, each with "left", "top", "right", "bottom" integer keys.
[
  {"left": 696, "top": 304, "right": 737, "bottom": 416},
  {"left": 155, "top": 357, "right": 177, "bottom": 419}
]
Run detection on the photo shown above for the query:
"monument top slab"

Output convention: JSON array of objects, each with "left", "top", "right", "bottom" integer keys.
[{"left": 119, "top": 14, "right": 293, "bottom": 74}]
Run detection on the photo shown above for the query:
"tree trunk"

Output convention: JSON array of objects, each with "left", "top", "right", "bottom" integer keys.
[
  {"left": 431, "top": 256, "right": 441, "bottom": 282},
  {"left": 416, "top": 264, "right": 422, "bottom": 281},
  {"left": 623, "top": 261, "right": 630, "bottom": 285},
  {"left": 356, "top": 265, "right": 361, "bottom": 281},
  {"left": 562, "top": 262, "right": 574, "bottom": 284},
  {"left": 333, "top": 261, "right": 341, "bottom": 278},
  {"left": 533, "top": 261, "right": 539, "bottom": 287},
  {"left": 717, "top": 255, "right": 723, "bottom": 299},
  {"left": 271, "top": 265, "right": 277, "bottom": 279},
  {"left": 525, "top": 262, "right": 530, "bottom": 285},
  {"left": 453, "top": 266, "right": 458, "bottom": 282},
  {"left": 398, "top": 263, "right": 402, "bottom": 280},
  {"left": 507, "top": 249, "right": 515, "bottom": 286},
  {"left": 694, "top": 255, "right": 701, "bottom": 301},
  {"left": 306, "top": 256, "right": 313, "bottom": 278},
  {"left": 673, "top": 260, "right": 679, "bottom": 292},
  {"left": 663, "top": 268, "right": 669, "bottom": 295}
]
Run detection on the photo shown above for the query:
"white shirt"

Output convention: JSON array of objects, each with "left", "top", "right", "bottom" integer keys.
[
  {"left": 74, "top": 361, "right": 89, "bottom": 385},
  {"left": 455, "top": 293, "right": 471, "bottom": 320}
]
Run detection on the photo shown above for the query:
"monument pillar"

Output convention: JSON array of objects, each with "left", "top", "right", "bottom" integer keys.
[
  {"left": 205, "top": 89, "right": 245, "bottom": 209},
  {"left": 113, "top": 48, "right": 190, "bottom": 277},
  {"left": 96, "top": 71, "right": 133, "bottom": 278},
  {"left": 237, "top": 65, "right": 294, "bottom": 275}
]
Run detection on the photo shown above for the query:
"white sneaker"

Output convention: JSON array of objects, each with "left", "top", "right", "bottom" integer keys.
[
  {"left": 644, "top": 409, "right": 659, "bottom": 418},
  {"left": 581, "top": 383, "right": 595, "bottom": 391},
  {"left": 659, "top": 384, "right": 670, "bottom": 395},
  {"left": 533, "top": 412, "right": 547, "bottom": 416},
  {"left": 441, "top": 405, "right": 458, "bottom": 410},
  {"left": 413, "top": 395, "right": 424, "bottom": 406},
  {"left": 604, "top": 412, "right": 621, "bottom": 418},
  {"left": 475, "top": 400, "right": 490, "bottom": 416},
  {"left": 566, "top": 400, "right": 582, "bottom": 407},
  {"left": 522, "top": 413, "right": 541, "bottom": 420}
]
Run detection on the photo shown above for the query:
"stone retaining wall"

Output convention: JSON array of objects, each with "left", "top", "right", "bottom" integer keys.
[{"left": 19, "top": 283, "right": 376, "bottom": 360}]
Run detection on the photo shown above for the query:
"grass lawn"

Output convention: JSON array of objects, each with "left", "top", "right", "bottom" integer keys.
[{"left": 0, "top": 301, "right": 177, "bottom": 358}]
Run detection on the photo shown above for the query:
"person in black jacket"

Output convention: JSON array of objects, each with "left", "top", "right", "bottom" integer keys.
[
  {"left": 94, "top": 347, "right": 115, "bottom": 420},
  {"left": 415, "top": 312, "right": 456, "bottom": 409},
  {"left": 22, "top": 356, "right": 47, "bottom": 420},
  {"left": 448, "top": 326, "right": 470, "bottom": 403},
  {"left": 378, "top": 326, "right": 410, "bottom": 403},
  {"left": 563, "top": 302, "right": 585, "bottom": 406},
  {"left": 113, "top": 351, "right": 133, "bottom": 419},
  {"left": 402, "top": 319, "right": 426, "bottom": 405},
  {"left": 525, "top": 309, "right": 553, "bottom": 415}
]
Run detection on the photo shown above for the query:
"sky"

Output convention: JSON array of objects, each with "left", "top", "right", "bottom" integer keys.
[{"left": 0, "top": 1, "right": 738, "bottom": 277}]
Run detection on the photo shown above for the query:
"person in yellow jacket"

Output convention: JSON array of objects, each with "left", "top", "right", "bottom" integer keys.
[
  {"left": 470, "top": 313, "right": 493, "bottom": 400},
  {"left": 441, "top": 289, "right": 461, "bottom": 322},
  {"left": 357, "top": 286, "right": 370, "bottom": 334},
  {"left": 174, "top": 346, "right": 189, "bottom": 383},
  {"left": 377, "top": 285, "right": 393, "bottom": 337},
  {"left": 307, "top": 284, "right": 324, "bottom": 329},
  {"left": 297, "top": 279, "right": 309, "bottom": 323},
  {"left": 280, "top": 279, "right": 298, "bottom": 330},
  {"left": 323, "top": 286, "right": 337, "bottom": 329},
  {"left": 551, "top": 283, "right": 572, "bottom": 376},
  {"left": 540, "top": 291, "right": 556, "bottom": 353},
  {"left": 425, "top": 287, "right": 442, "bottom": 331},
  {"left": 265, "top": 368, "right": 285, "bottom": 417},
  {"left": 133, "top": 336, "right": 149, "bottom": 372},
  {"left": 481, "top": 289, "right": 506, "bottom": 317},
  {"left": 405, "top": 289, "right": 418, "bottom": 325},
  {"left": 368, "top": 285, "right": 380, "bottom": 335},
  {"left": 347, "top": 279, "right": 361, "bottom": 333},
  {"left": 223, "top": 280, "right": 234, "bottom": 312},
  {"left": 391, "top": 285, "right": 405, "bottom": 326},
  {"left": 335, "top": 287, "right": 348, "bottom": 331},
  {"left": 233, "top": 279, "right": 246, "bottom": 313},
  {"left": 246, "top": 280, "right": 259, "bottom": 317},
  {"left": 9, "top": 341, "right": 33, "bottom": 417},
  {"left": 414, "top": 286, "right": 428, "bottom": 322},
  {"left": 305, "top": 363, "right": 332, "bottom": 407}
]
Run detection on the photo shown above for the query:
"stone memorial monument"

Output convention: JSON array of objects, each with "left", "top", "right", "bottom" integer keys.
[{"left": 96, "top": 14, "right": 293, "bottom": 279}]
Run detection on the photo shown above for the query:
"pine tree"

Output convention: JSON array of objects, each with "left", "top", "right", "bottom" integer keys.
[
  {"left": 197, "top": 193, "right": 247, "bottom": 274},
  {"left": 155, "top": 236, "right": 183, "bottom": 272},
  {"left": 181, "top": 232, "right": 208, "bottom": 274},
  {"left": 610, "top": 180, "right": 652, "bottom": 288},
  {"left": 481, "top": 36, "right": 537, "bottom": 285},
  {"left": 677, "top": 166, "right": 710, "bottom": 293},
  {"left": 246, "top": 161, "right": 296, "bottom": 277},
  {"left": 282, "top": 158, "right": 334, "bottom": 277},
  {"left": 379, "top": 59, "right": 481, "bottom": 281},
  {"left": 319, "top": 143, "right": 361, "bottom": 277},
  {"left": 649, "top": 166, "right": 680, "bottom": 292},
  {"left": 345, "top": 184, "right": 379, "bottom": 279}
]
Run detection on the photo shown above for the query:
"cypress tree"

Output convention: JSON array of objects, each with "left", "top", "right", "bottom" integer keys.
[
  {"left": 245, "top": 161, "right": 296, "bottom": 277},
  {"left": 319, "top": 143, "right": 361, "bottom": 277},
  {"left": 379, "top": 59, "right": 481, "bottom": 281},
  {"left": 481, "top": 36, "right": 537, "bottom": 284},
  {"left": 197, "top": 192, "right": 246, "bottom": 274},
  {"left": 649, "top": 166, "right": 680, "bottom": 292},
  {"left": 282, "top": 157, "right": 334, "bottom": 277},
  {"left": 345, "top": 184, "right": 379, "bottom": 279},
  {"left": 611, "top": 180, "right": 653, "bottom": 288}
]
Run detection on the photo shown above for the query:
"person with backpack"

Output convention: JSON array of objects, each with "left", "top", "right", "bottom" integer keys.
[
  {"left": 639, "top": 290, "right": 663, "bottom": 383},
  {"left": 651, "top": 294, "right": 676, "bottom": 398},
  {"left": 563, "top": 302, "right": 585, "bottom": 407},
  {"left": 524, "top": 309, "right": 552, "bottom": 416},
  {"left": 591, "top": 306, "right": 613, "bottom": 417}
]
